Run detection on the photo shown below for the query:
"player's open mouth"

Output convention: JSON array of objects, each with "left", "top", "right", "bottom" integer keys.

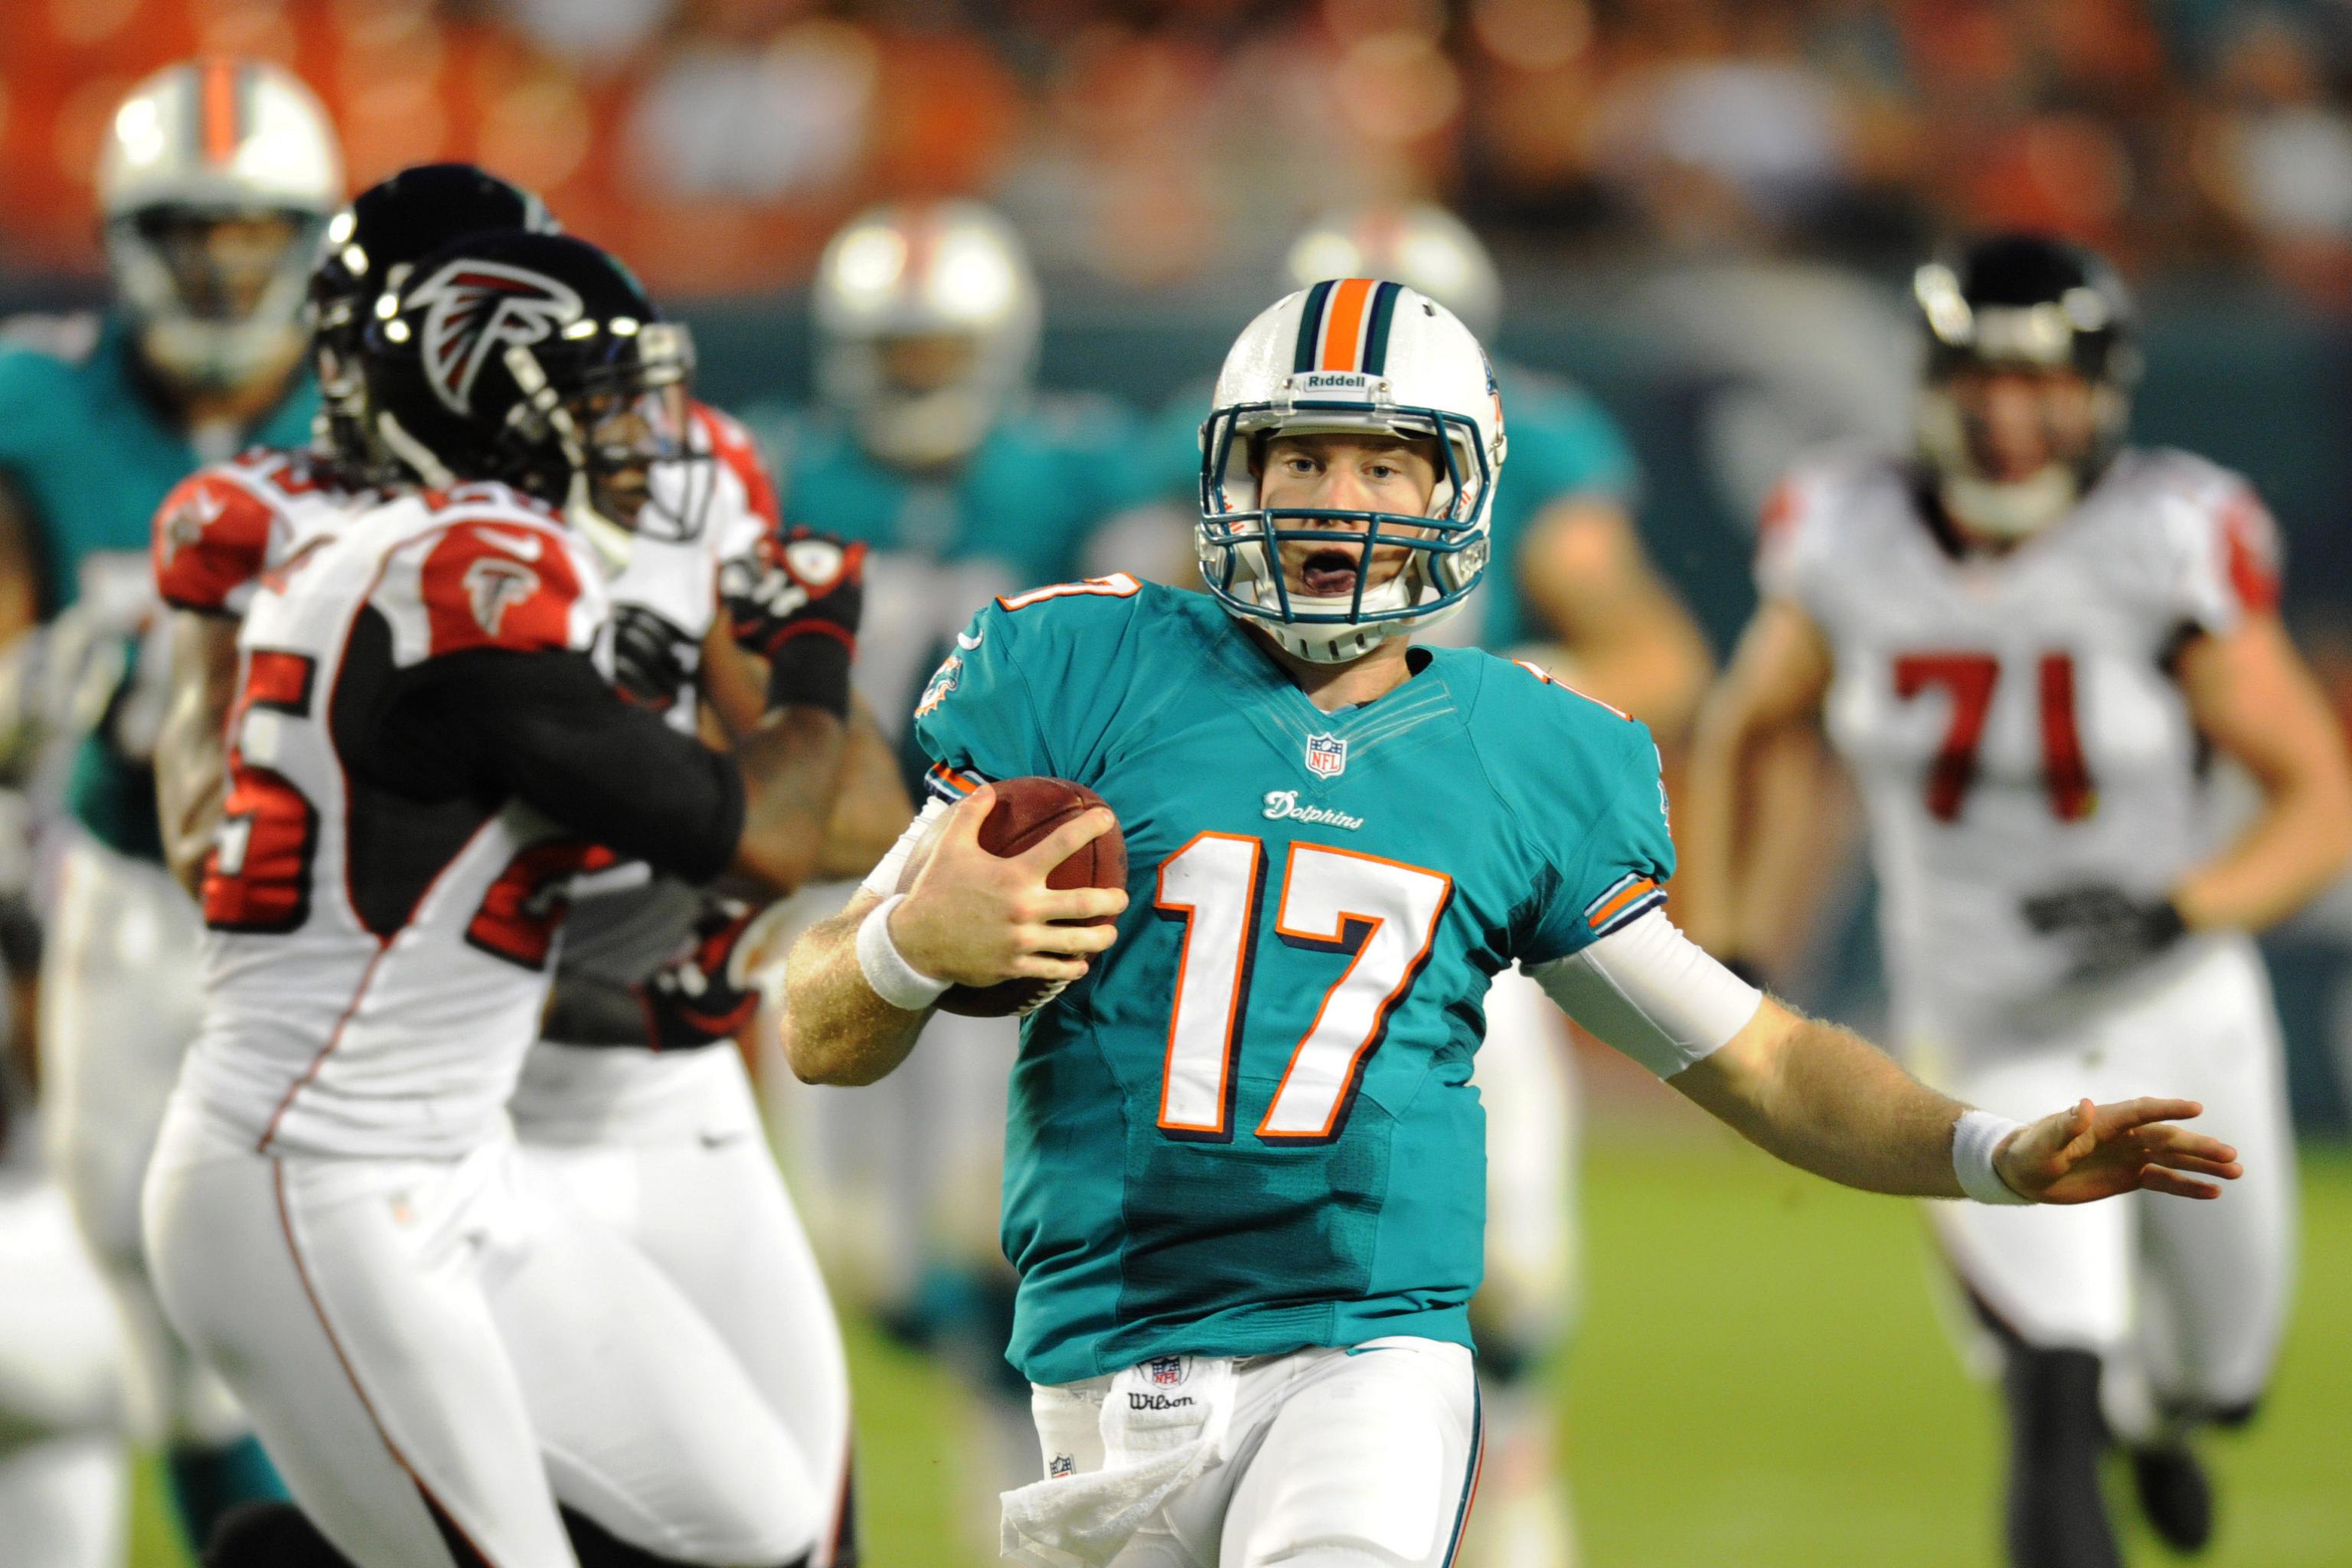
[{"left": 1299, "top": 547, "right": 1362, "bottom": 596}]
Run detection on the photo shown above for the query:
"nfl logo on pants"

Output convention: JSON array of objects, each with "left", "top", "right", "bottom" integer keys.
[{"left": 1305, "top": 733, "right": 1348, "bottom": 779}]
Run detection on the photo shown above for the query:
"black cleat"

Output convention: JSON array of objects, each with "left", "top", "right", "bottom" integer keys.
[{"left": 2132, "top": 1442, "right": 2214, "bottom": 1553}]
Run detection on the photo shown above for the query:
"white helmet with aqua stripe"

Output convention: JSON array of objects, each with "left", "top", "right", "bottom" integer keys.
[{"left": 1198, "top": 279, "right": 1508, "bottom": 663}]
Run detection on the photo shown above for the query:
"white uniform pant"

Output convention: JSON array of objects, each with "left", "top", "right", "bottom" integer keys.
[
  {"left": 143, "top": 1099, "right": 819, "bottom": 1568},
  {"left": 38, "top": 836, "right": 243, "bottom": 1446},
  {"left": 1469, "top": 967, "right": 1580, "bottom": 1367},
  {"left": 514, "top": 1044, "right": 855, "bottom": 1565},
  {"left": 781, "top": 1001, "right": 1018, "bottom": 1308},
  {"left": 1915, "top": 939, "right": 2297, "bottom": 1426},
  {"left": 0, "top": 1165, "right": 126, "bottom": 1568},
  {"left": 1009, "top": 1338, "right": 1481, "bottom": 1568}
]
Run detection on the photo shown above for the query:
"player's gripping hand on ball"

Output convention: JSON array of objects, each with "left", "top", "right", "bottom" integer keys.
[
  {"left": 779, "top": 782, "right": 1129, "bottom": 1086},
  {"left": 1993, "top": 1096, "right": 2243, "bottom": 1204},
  {"left": 889, "top": 785, "right": 1128, "bottom": 993}
]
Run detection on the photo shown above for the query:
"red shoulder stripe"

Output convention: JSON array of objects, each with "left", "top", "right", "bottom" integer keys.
[
  {"left": 418, "top": 522, "right": 586, "bottom": 658},
  {"left": 152, "top": 470, "right": 277, "bottom": 612},
  {"left": 2220, "top": 491, "right": 2282, "bottom": 615}
]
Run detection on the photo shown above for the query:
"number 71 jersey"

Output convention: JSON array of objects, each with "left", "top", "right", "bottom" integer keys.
[
  {"left": 1760, "top": 445, "right": 2282, "bottom": 1034},
  {"left": 913, "top": 577, "right": 1675, "bottom": 1386}
]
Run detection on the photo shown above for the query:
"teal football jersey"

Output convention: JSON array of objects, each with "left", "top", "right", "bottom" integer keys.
[
  {"left": 0, "top": 315, "right": 318, "bottom": 856},
  {"left": 753, "top": 397, "right": 1155, "bottom": 586},
  {"left": 1476, "top": 365, "right": 1640, "bottom": 648},
  {"left": 913, "top": 580, "right": 1674, "bottom": 1384},
  {"left": 1141, "top": 363, "right": 1639, "bottom": 651}
]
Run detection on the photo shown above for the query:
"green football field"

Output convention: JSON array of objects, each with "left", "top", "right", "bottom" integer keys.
[{"left": 127, "top": 1128, "right": 2351, "bottom": 1567}]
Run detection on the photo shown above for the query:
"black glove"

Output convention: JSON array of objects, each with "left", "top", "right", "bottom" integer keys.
[
  {"left": 636, "top": 897, "right": 768, "bottom": 1050},
  {"left": 2020, "top": 883, "right": 2187, "bottom": 980},
  {"left": 720, "top": 527, "right": 866, "bottom": 718},
  {"left": 609, "top": 603, "right": 697, "bottom": 712}
]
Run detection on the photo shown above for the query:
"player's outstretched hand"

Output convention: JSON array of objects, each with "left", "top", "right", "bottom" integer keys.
[
  {"left": 1994, "top": 1097, "right": 2243, "bottom": 1204},
  {"left": 890, "top": 784, "right": 1129, "bottom": 989}
]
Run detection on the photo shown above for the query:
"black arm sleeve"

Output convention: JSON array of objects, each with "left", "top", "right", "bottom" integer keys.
[{"left": 374, "top": 647, "right": 745, "bottom": 884}]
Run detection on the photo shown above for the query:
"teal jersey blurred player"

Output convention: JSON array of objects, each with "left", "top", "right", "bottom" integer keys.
[
  {"left": 753, "top": 201, "right": 1158, "bottom": 764},
  {"left": 761, "top": 208, "right": 1162, "bottom": 1522},
  {"left": 0, "top": 313, "right": 316, "bottom": 854},
  {"left": 911, "top": 577, "right": 1673, "bottom": 1383},
  {"left": 0, "top": 58, "right": 340, "bottom": 1563},
  {"left": 760, "top": 397, "right": 1152, "bottom": 751}
]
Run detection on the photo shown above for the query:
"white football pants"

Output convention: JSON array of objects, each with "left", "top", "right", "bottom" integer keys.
[
  {"left": 0, "top": 1165, "right": 126, "bottom": 1568},
  {"left": 514, "top": 1043, "right": 855, "bottom": 1566},
  {"left": 1916, "top": 938, "right": 2297, "bottom": 1429},
  {"left": 39, "top": 835, "right": 247, "bottom": 1446},
  {"left": 1011, "top": 1338, "right": 1482, "bottom": 1568},
  {"left": 144, "top": 1099, "right": 820, "bottom": 1568},
  {"left": 1469, "top": 965, "right": 1581, "bottom": 1365}
]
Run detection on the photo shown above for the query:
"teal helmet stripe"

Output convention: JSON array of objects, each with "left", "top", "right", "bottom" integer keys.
[
  {"left": 1361, "top": 281, "right": 1404, "bottom": 376},
  {"left": 1292, "top": 279, "right": 1337, "bottom": 374}
]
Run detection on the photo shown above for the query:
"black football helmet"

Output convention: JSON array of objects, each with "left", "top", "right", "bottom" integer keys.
[
  {"left": 308, "top": 163, "right": 557, "bottom": 481},
  {"left": 361, "top": 230, "right": 703, "bottom": 565},
  {"left": 1912, "top": 234, "right": 2139, "bottom": 538}
]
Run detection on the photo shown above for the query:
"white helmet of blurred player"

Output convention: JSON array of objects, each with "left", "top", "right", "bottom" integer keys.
[
  {"left": 812, "top": 199, "right": 1040, "bottom": 471},
  {"left": 1198, "top": 280, "right": 1508, "bottom": 664},
  {"left": 97, "top": 59, "right": 343, "bottom": 392},
  {"left": 1284, "top": 203, "right": 1504, "bottom": 342}
]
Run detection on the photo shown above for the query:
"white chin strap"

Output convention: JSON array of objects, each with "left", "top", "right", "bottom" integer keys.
[
  {"left": 1231, "top": 552, "right": 1465, "bottom": 665},
  {"left": 859, "top": 386, "right": 992, "bottom": 470},
  {"left": 1939, "top": 466, "right": 2079, "bottom": 540},
  {"left": 565, "top": 472, "right": 635, "bottom": 578}
]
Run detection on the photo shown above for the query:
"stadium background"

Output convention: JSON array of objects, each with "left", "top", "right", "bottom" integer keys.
[{"left": 4, "top": 0, "right": 2350, "bottom": 1563}]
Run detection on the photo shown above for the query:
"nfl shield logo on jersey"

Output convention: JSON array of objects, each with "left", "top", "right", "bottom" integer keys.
[
  {"left": 1148, "top": 1356, "right": 1188, "bottom": 1387},
  {"left": 1305, "top": 733, "right": 1348, "bottom": 779}
]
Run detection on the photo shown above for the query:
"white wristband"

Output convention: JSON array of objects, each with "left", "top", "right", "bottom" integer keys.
[
  {"left": 857, "top": 894, "right": 950, "bottom": 1012},
  {"left": 1952, "top": 1109, "right": 2033, "bottom": 1205}
]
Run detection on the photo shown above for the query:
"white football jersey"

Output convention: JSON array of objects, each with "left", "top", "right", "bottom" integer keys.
[
  {"left": 1760, "top": 445, "right": 2282, "bottom": 1034},
  {"left": 599, "top": 403, "right": 779, "bottom": 730},
  {"left": 550, "top": 403, "right": 776, "bottom": 984},
  {"left": 177, "top": 482, "right": 611, "bottom": 1157},
  {"left": 152, "top": 445, "right": 369, "bottom": 619}
]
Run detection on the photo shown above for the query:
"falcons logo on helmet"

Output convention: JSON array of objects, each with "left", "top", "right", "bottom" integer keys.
[{"left": 407, "top": 260, "right": 584, "bottom": 415}]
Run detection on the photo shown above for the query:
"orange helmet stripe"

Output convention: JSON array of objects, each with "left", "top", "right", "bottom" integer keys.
[
  {"left": 200, "top": 58, "right": 240, "bottom": 165},
  {"left": 1318, "top": 277, "right": 1374, "bottom": 372}
]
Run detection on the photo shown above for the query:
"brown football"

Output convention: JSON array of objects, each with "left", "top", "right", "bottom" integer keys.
[{"left": 896, "top": 775, "right": 1127, "bottom": 1018}]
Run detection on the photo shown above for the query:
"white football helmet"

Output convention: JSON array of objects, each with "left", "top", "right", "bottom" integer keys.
[
  {"left": 1199, "top": 280, "right": 1507, "bottom": 664},
  {"left": 98, "top": 58, "right": 343, "bottom": 390},
  {"left": 1284, "top": 203, "right": 1504, "bottom": 342},
  {"left": 812, "top": 199, "right": 1040, "bottom": 470}
]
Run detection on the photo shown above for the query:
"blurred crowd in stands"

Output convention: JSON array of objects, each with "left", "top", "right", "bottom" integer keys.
[{"left": 9, "top": 0, "right": 2352, "bottom": 302}]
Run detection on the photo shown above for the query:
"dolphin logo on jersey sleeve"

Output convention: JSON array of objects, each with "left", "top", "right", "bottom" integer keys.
[{"left": 409, "top": 260, "right": 584, "bottom": 414}]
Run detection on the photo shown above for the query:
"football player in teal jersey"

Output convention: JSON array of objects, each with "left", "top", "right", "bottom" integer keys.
[
  {"left": 0, "top": 58, "right": 337, "bottom": 1557},
  {"left": 749, "top": 199, "right": 1155, "bottom": 751},
  {"left": 751, "top": 198, "right": 1158, "bottom": 1528},
  {"left": 1274, "top": 204, "right": 1717, "bottom": 1568},
  {"left": 781, "top": 281, "right": 2246, "bottom": 1568}
]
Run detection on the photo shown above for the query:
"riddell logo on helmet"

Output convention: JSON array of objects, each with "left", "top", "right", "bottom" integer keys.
[
  {"left": 409, "top": 260, "right": 585, "bottom": 415},
  {"left": 1299, "top": 373, "right": 1374, "bottom": 390}
]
